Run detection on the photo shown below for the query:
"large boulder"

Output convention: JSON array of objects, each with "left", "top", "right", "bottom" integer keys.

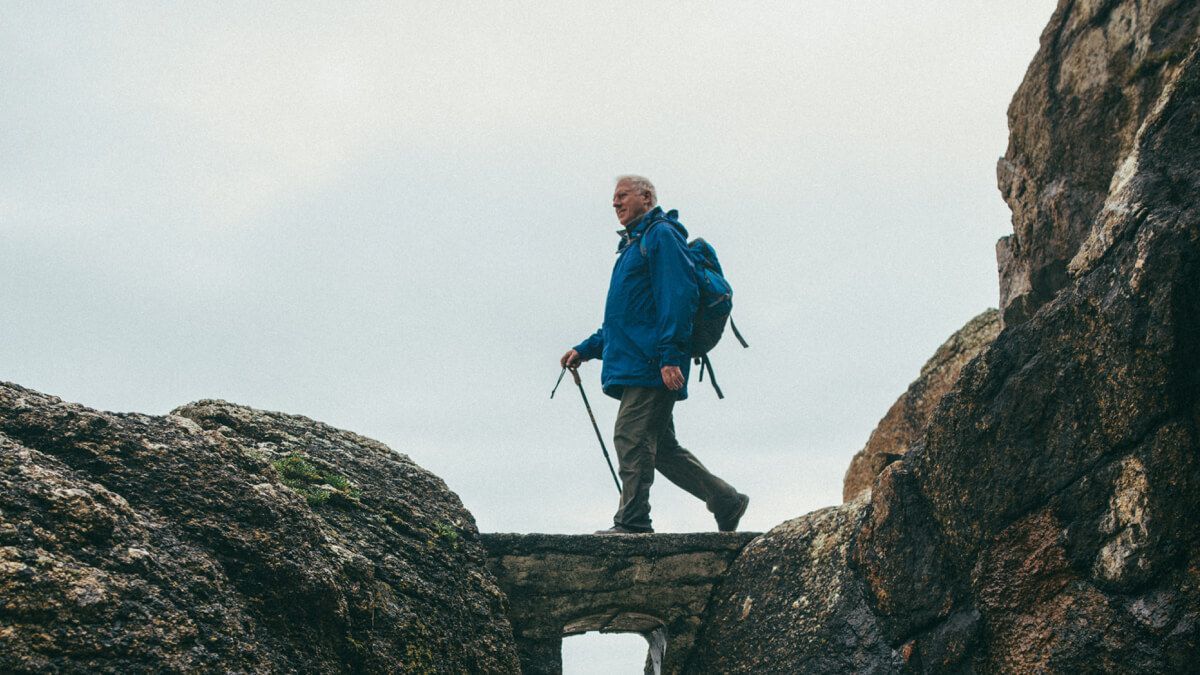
[
  {"left": 843, "top": 309, "right": 1000, "bottom": 502},
  {"left": 696, "top": 0, "right": 1200, "bottom": 671},
  {"left": 688, "top": 502, "right": 900, "bottom": 673},
  {"left": 0, "top": 384, "right": 520, "bottom": 673}
]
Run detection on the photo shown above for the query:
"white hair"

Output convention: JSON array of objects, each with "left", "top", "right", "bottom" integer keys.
[{"left": 616, "top": 175, "right": 657, "bottom": 206}]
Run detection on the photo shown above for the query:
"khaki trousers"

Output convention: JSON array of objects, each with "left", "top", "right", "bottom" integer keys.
[{"left": 612, "top": 386, "right": 738, "bottom": 531}]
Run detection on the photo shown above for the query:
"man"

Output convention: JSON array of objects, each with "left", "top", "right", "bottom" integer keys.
[{"left": 561, "top": 175, "right": 749, "bottom": 534}]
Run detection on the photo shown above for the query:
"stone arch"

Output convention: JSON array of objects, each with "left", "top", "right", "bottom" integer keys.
[{"left": 480, "top": 532, "right": 758, "bottom": 674}]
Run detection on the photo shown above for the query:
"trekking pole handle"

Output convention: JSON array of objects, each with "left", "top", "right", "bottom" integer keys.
[{"left": 569, "top": 366, "right": 582, "bottom": 386}]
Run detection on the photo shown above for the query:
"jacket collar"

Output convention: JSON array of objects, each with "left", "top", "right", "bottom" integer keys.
[{"left": 616, "top": 206, "right": 665, "bottom": 252}]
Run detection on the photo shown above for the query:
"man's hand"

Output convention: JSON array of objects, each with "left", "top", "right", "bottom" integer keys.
[
  {"left": 561, "top": 349, "right": 582, "bottom": 369},
  {"left": 661, "top": 365, "right": 684, "bottom": 391}
]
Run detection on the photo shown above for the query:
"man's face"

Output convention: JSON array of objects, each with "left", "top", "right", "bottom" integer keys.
[{"left": 612, "top": 181, "right": 652, "bottom": 227}]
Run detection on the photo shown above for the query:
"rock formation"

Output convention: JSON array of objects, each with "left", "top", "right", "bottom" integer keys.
[
  {"left": 690, "top": 502, "right": 901, "bottom": 672},
  {"left": 695, "top": 0, "right": 1200, "bottom": 671},
  {"left": 481, "top": 532, "right": 758, "bottom": 675},
  {"left": 4, "top": 2, "right": 1199, "bottom": 673},
  {"left": 843, "top": 309, "right": 1001, "bottom": 502},
  {"left": 996, "top": 0, "right": 1200, "bottom": 327},
  {"left": 0, "top": 385, "right": 519, "bottom": 673}
]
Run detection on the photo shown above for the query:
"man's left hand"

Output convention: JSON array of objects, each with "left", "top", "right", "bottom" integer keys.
[{"left": 661, "top": 365, "right": 684, "bottom": 391}]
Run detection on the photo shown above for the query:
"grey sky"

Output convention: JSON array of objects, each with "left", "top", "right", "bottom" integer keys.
[{"left": 3, "top": 2, "right": 1056, "bottom": 671}]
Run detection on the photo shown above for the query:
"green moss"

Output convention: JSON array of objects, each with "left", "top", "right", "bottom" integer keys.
[
  {"left": 426, "top": 521, "right": 460, "bottom": 551},
  {"left": 404, "top": 642, "right": 435, "bottom": 673},
  {"left": 271, "top": 453, "right": 362, "bottom": 507},
  {"left": 346, "top": 634, "right": 368, "bottom": 659},
  {"left": 435, "top": 522, "right": 459, "bottom": 543}
]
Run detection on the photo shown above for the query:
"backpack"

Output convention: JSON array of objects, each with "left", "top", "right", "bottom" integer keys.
[{"left": 686, "top": 238, "right": 748, "bottom": 398}]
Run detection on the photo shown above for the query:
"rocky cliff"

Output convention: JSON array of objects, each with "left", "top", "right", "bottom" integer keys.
[
  {"left": 996, "top": 0, "right": 1200, "bottom": 327},
  {"left": 695, "top": 0, "right": 1200, "bottom": 671},
  {"left": 843, "top": 309, "right": 1001, "bottom": 502},
  {"left": 0, "top": 385, "right": 519, "bottom": 673}
]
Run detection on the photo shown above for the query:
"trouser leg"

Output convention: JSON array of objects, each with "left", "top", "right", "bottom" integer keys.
[
  {"left": 655, "top": 416, "right": 740, "bottom": 514},
  {"left": 612, "top": 387, "right": 673, "bottom": 530}
]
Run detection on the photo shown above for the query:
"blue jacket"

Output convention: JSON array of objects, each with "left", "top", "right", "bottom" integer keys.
[{"left": 574, "top": 206, "right": 698, "bottom": 400}]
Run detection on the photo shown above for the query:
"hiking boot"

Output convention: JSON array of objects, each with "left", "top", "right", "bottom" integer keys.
[
  {"left": 594, "top": 525, "right": 654, "bottom": 535},
  {"left": 715, "top": 493, "right": 749, "bottom": 532}
]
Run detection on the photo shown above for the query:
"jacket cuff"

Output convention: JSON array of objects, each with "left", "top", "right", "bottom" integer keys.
[
  {"left": 575, "top": 342, "right": 601, "bottom": 361},
  {"left": 659, "top": 346, "right": 687, "bottom": 368}
]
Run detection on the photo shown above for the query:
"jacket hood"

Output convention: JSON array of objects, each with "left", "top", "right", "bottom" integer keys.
[
  {"left": 618, "top": 206, "right": 688, "bottom": 251},
  {"left": 653, "top": 207, "right": 689, "bottom": 239}
]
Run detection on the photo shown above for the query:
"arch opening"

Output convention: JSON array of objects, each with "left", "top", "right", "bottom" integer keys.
[
  {"left": 560, "top": 613, "right": 667, "bottom": 675},
  {"left": 561, "top": 632, "right": 656, "bottom": 675}
]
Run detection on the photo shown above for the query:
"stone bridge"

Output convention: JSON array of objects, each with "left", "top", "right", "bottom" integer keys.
[{"left": 480, "top": 532, "right": 760, "bottom": 674}]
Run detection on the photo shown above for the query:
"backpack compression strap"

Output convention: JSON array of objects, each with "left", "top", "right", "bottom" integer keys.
[
  {"left": 730, "top": 318, "right": 749, "bottom": 348},
  {"left": 694, "top": 354, "right": 725, "bottom": 399}
]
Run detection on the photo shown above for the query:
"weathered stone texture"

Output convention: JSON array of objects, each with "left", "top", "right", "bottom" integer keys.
[
  {"left": 0, "top": 385, "right": 520, "bottom": 674},
  {"left": 689, "top": 503, "right": 900, "bottom": 673},
  {"left": 481, "top": 532, "right": 757, "bottom": 675},
  {"left": 996, "top": 0, "right": 1200, "bottom": 326},
  {"left": 843, "top": 309, "right": 1000, "bottom": 501},
  {"left": 696, "top": 0, "right": 1200, "bottom": 671}
]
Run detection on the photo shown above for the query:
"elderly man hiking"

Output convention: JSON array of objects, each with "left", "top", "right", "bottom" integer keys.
[{"left": 561, "top": 175, "right": 749, "bottom": 535}]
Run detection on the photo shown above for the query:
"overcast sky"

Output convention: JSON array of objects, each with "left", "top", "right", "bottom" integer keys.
[{"left": 3, "top": 2, "right": 1056, "bottom": 671}]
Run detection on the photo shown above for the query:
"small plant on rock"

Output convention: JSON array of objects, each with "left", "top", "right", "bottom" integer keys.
[
  {"left": 271, "top": 453, "right": 362, "bottom": 507},
  {"left": 427, "top": 521, "right": 461, "bottom": 550}
]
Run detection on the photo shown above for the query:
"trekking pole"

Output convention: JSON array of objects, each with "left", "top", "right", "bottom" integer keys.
[
  {"left": 550, "top": 366, "right": 568, "bottom": 399},
  {"left": 553, "top": 366, "right": 622, "bottom": 495}
]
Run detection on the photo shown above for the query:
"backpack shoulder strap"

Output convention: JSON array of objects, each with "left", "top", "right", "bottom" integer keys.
[{"left": 638, "top": 219, "right": 666, "bottom": 258}]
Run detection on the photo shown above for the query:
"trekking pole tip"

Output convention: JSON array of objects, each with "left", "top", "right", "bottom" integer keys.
[{"left": 551, "top": 366, "right": 568, "bottom": 399}]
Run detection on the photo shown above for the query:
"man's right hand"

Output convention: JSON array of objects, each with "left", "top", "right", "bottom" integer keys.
[{"left": 560, "top": 349, "right": 582, "bottom": 369}]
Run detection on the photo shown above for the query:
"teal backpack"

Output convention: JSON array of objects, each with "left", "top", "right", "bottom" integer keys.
[{"left": 686, "top": 237, "right": 748, "bottom": 398}]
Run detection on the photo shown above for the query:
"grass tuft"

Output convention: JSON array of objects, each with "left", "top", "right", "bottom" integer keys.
[{"left": 272, "top": 453, "right": 363, "bottom": 507}]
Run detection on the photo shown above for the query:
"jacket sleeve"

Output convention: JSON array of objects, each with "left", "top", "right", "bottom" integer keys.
[
  {"left": 574, "top": 327, "right": 604, "bottom": 360},
  {"left": 644, "top": 224, "right": 698, "bottom": 367}
]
